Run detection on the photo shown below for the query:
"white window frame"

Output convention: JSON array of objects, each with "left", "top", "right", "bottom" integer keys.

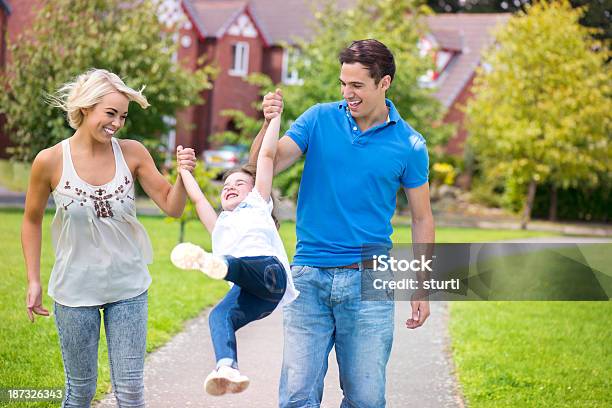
[
  {"left": 229, "top": 42, "right": 249, "bottom": 77},
  {"left": 281, "top": 48, "right": 303, "bottom": 85}
]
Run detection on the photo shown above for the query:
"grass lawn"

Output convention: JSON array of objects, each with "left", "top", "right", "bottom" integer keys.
[
  {"left": 0, "top": 160, "right": 31, "bottom": 192},
  {"left": 450, "top": 302, "right": 611, "bottom": 407},
  {"left": 0, "top": 209, "right": 230, "bottom": 407},
  {"left": 2, "top": 207, "right": 602, "bottom": 407}
]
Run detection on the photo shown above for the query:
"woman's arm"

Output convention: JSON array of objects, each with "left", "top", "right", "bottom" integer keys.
[
  {"left": 22, "top": 149, "right": 54, "bottom": 321},
  {"left": 128, "top": 141, "right": 195, "bottom": 218},
  {"left": 179, "top": 168, "right": 218, "bottom": 234},
  {"left": 255, "top": 114, "right": 281, "bottom": 201}
]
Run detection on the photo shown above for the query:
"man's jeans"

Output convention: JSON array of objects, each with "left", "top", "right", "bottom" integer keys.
[
  {"left": 280, "top": 265, "right": 394, "bottom": 408},
  {"left": 209, "top": 255, "right": 287, "bottom": 369},
  {"left": 54, "top": 290, "right": 148, "bottom": 408}
]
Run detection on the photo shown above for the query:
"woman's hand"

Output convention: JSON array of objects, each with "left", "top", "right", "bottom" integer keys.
[
  {"left": 26, "top": 281, "right": 50, "bottom": 322},
  {"left": 176, "top": 145, "right": 196, "bottom": 173}
]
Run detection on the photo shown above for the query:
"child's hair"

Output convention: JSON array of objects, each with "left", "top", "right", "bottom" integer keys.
[
  {"left": 47, "top": 68, "right": 150, "bottom": 129},
  {"left": 223, "top": 164, "right": 281, "bottom": 229}
]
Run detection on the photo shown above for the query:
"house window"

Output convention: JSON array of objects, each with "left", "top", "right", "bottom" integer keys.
[
  {"left": 229, "top": 42, "right": 249, "bottom": 77},
  {"left": 418, "top": 50, "right": 456, "bottom": 88},
  {"left": 281, "top": 48, "right": 303, "bottom": 85}
]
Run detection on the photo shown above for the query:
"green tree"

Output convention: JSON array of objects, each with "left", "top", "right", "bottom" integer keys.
[
  {"left": 166, "top": 162, "right": 221, "bottom": 243},
  {"left": 467, "top": 0, "right": 611, "bottom": 228},
  {"left": 219, "top": 0, "right": 452, "bottom": 199},
  {"left": 428, "top": 1, "right": 612, "bottom": 42},
  {"left": 0, "top": 0, "right": 215, "bottom": 162}
]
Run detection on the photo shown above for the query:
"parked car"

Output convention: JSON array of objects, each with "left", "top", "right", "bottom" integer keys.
[{"left": 202, "top": 145, "right": 249, "bottom": 173}]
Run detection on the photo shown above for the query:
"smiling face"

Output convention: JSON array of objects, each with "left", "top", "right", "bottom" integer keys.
[
  {"left": 221, "top": 171, "right": 255, "bottom": 211},
  {"left": 81, "top": 92, "right": 129, "bottom": 143},
  {"left": 339, "top": 62, "right": 390, "bottom": 125}
]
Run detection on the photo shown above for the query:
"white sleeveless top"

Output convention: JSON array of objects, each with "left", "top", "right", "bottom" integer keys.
[{"left": 48, "top": 138, "right": 153, "bottom": 307}]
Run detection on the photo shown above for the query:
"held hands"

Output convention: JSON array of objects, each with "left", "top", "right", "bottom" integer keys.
[
  {"left": 176, "top": 145, "right": 196, "bottom": 173},
  {"left": 26, "top": 281, "right": 49, "bottom": 322},
  {"left": 262, "top": 88, "right": 283, "bottom": 122}
]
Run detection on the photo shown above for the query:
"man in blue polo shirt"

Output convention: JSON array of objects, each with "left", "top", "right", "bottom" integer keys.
[{"left": 250, "top": 39, "right": 434, "bottom": 408}]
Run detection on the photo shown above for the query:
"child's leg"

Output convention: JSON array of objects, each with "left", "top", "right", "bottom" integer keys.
[
  {"left": 223, "top": 256, "right": 287, "bottom": 302},
  {"left": 209, "top": 284, "right": 280, "bottom": 369}
]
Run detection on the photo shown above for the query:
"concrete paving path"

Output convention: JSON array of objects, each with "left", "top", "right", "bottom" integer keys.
[
  {"left": 94, "top": 236, "right": 612, "bottom": 408},
  {"left": 95, "top": 300, "right": 462, "bottom": 408}
]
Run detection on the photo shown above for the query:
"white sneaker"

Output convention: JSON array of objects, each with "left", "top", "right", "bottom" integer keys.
[
  {"left": 204, "top": 366, "right": 250, "bottom": 396},
  {"left": 170, "top": 242, "right": 228, "bottom": 280}
]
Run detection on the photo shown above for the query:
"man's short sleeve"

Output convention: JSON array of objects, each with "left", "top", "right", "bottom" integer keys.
[
  {"left": 285, "top": 104, "right": 320, "bottom": 154},
  {"left": 401, "top": 137, "right": 429, "bottom": 188}
]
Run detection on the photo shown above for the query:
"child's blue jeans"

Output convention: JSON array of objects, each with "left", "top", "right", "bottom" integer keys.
[{"left": 209, "top": 255, "right": 287, "bottom": 369}]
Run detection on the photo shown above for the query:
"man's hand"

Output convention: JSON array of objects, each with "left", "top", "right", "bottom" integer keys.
[
  {"left": 406, "top": 294, "right": 430, "bottom": 329},
  {"left": 262, "top": 88, "right": 283, "bottom": 122},
  {"left": 176, "top": 145, "right": 196, "bottom": 173},
  {"left": 26, "top": 282, "right": 49, "bottom": 322}
]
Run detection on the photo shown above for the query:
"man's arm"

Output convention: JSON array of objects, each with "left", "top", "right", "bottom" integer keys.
[
  {"left": 404, "top": 183, "right": 435, "bottom": 329},
  {"left": 249, "top": 89, "right": 302, "bottom": 174},
  {"left": 406, "top": 183, "right": 435, "bottom": 244},
  {"left": 248, "top": 120, "right": 269, "bottom": 165},
  {"left": 273, "top": 137, "right": 303, "bottom": 174}
]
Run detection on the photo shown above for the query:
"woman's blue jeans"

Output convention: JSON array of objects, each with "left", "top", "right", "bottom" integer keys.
[
  {"left": 209, "top": 255, "right": 287, "bottom": 369},
  {"left": 54, "top": 290, "right": 148, "bottom": 408}
]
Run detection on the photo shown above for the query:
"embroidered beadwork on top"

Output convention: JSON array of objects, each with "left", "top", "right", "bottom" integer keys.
[
  {"left": 54, "top": 138, "right": 135, "bottom": 218},
  {"left": 48, "top": 137, "right": 154, "bottom": 307}
]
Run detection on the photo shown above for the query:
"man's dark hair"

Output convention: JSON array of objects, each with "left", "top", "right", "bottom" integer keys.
[{"left": 338, "top": 39, "right": 396, "bottom": 84}]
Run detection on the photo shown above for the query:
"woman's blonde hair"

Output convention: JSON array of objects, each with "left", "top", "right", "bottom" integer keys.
[{"left": 48, "top": 68, "right": 150, "bottom": 129}]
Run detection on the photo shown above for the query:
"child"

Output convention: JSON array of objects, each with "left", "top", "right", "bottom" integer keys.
[{"left": 170, "top": 113, "right": 299, "bottom": 396}]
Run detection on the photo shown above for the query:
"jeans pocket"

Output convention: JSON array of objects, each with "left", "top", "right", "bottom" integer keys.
[
  {"left": 362, "top": 268, "right": 395, "bottom": 301},
  {"left": 264, "top": 264, "right": 286, "bottom": 294},
  {"left": 290, "top": 265, "right": 309, "bottom": 279}
]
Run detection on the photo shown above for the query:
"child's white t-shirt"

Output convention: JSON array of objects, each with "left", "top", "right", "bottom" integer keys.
[{"left": 212, "top": 188, "right": 299, "bottom": 307}]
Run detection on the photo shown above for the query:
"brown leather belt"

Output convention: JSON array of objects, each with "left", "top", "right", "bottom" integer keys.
[{"left": 336, "top": 259, "right": 375, "bottom": 269}]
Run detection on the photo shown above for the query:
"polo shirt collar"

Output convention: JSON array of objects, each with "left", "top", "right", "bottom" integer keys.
[{"left": 337, "top": 98, "right": 400, "bottom": 125}]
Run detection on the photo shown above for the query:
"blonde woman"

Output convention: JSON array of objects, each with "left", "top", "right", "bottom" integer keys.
[{"left": 21, "top": 69, "right": 195, "bottom": 407}]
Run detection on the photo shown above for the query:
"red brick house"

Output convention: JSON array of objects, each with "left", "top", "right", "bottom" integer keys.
[
  {"left": 0, "top": 0, "right": 508, "bottom": 159},
  {"left": 0, "top": 1, "right": 10, "bottom": 69},
  {"left": 424, "top": 14, "right": 509, "bottom": 155},
  {"left": 0, "top": 0, "right": 41, "bottom": 158},
  {"left": 175, "top": 0, "right": 329, "bottom": 151},
  {"left": 0, "top": 0, "right": 12, "bottom": 158},
  {"left": 177, "top": 0, "right": 509, "bottom": 156}
]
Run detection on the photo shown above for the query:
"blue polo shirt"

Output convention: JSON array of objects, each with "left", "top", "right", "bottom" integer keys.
[{"left": 286, "top": 99, "right": 429, "bottom": 267}]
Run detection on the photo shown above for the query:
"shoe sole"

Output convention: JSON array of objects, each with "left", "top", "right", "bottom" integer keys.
[
  {"left": 205, "top": 376, "right": 227, "bottom": 396},
  {"left": 202, "top": 257, "right": 228, "bottom": 280},
  {"left": 170, "top": 243, "right": 207, "bottom": 270},
  {"left": 205, "top": 376, "right": 249, "bottom": 396}
]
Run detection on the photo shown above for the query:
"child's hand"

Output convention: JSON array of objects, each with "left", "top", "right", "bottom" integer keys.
[
  {"left": 176, "top": 145, "right": 196, "bottom": 173},
  {"left": 262, "top": 88, "right": 283, "bottom": 121}
]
